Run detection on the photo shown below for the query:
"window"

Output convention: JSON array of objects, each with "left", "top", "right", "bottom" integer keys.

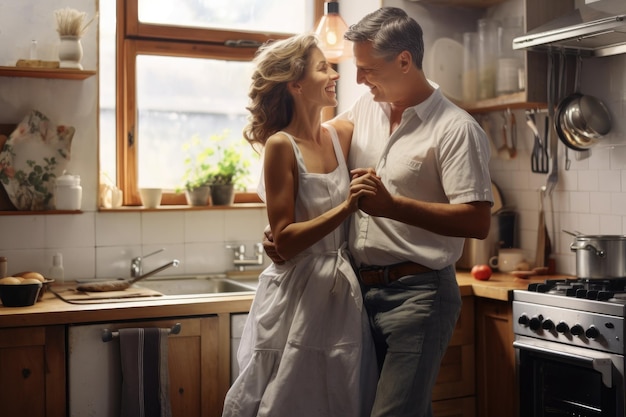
[{"left": 100, "top": 0, "right": 322, "bottom": 206}]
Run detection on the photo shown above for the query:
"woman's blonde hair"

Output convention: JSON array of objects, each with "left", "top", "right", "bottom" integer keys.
[{"left": 243, "top": 34, "right": 318, "bottom": 151}]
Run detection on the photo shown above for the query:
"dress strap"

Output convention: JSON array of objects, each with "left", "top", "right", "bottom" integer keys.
[
  {"left": 323, "top": 123, "right": 348, "bottom": 175},
  {"left": 279, "top": 131, "right": 307, "bottom": 173}
]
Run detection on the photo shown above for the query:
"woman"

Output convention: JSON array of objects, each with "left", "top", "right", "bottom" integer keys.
[{"left": 221, "top": 34, "right": 378, "bottom": 417}]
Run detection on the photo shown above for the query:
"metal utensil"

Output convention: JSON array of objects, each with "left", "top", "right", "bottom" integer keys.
[
  {"left": 545, "top": 50, "right": 559, "bottom": 196},
  {"left": 527, "top": 111, "right": 548, "bottom": 173},
  {"left": 535, "top": 186, "right": 551, "bottom": 268}
]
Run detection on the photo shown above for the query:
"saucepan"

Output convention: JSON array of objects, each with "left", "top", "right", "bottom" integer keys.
[{"left": 555, "top": 56, "right": 611, "bottom": 151}]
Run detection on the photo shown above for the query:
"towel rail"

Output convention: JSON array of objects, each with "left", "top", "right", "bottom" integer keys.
[{"left": 101, "top": 322, "right": 182, "bottom": 342}]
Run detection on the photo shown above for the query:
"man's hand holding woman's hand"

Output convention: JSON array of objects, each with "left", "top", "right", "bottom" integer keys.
[{"left": 350, "top": 168, "right": 394, "bottom": 217}]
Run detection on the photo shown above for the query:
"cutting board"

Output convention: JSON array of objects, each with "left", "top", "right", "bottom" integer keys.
[{"left": 51, "top": 286, "right": 163, "bottom": 304}]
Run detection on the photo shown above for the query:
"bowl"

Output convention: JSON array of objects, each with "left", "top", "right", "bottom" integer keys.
[
  {"left": 139, "top": 187, "right": 162, "bottom": 208},
  {"left": 0, "top": 282, "right": 42, "bottom": 307}
]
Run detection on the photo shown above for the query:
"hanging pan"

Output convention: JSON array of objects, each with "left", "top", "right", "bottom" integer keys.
[{"left": 555, "top": 55, "right": 611, "bottom": 151}]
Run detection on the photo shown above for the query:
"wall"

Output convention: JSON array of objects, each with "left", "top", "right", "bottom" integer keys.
[
  {"left": 2, "top": 0, "right": 625, "bottom": 279},
  {"left": 0, "top": 0, "right": 269, "bottom": 280},
  {"left": 380, "top": 0, "right": 626, "bottom": 275}
]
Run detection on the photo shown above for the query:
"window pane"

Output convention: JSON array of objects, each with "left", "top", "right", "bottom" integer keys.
[
  {"left": 138, "top": 0, "right": 313, "bottom": 34},
  {"left": 136, "top": 55, "right": 260, "bottom": 191}
]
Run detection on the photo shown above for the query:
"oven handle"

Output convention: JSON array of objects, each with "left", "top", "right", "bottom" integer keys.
[{"left": 513, "top": 340, "right": 613, "bottom": 387}]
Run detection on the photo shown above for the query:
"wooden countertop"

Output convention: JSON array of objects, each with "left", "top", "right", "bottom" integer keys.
[
  {"left": 455, "top": 271, "right": 571, "bottom": 301},
  {"left": 0, "top": 272, "right": 571, "bottom": 329}
]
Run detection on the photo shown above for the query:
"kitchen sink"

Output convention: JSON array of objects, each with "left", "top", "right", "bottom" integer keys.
[{"left": 135, "top": 275, "right": 258, "bottom": 297}]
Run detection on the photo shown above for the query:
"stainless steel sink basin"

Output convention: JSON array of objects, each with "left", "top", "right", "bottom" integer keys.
[{"left": 135, "top": 275, "right": 257, "bottom": 297}]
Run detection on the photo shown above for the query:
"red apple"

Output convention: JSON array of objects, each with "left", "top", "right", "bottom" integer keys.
[{"left": 471, "top": 264, "right": 492, "bottom": 281}]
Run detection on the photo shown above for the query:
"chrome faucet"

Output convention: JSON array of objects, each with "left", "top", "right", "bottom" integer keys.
[
  {"left": 227, "top": 243, "right": 264, "bottom": 271},
  {"left": 132, "top": 259, "right": 180, "bottom": 282},
  {"left": 131, "top": 248, "right": 167, "bottom": 278}
]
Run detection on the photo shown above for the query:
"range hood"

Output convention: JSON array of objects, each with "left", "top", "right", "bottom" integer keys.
[{"left": 513, "top": 4, "right": 626, "bottom": 56}]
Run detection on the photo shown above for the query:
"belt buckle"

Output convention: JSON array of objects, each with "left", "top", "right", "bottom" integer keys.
[{"left": 359, "top": 265, "right": 389, "bottom": 286}]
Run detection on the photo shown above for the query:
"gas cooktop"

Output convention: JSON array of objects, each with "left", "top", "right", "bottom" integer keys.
[{"left": 515, "top": 278, "right": 626, "bottom": 316}]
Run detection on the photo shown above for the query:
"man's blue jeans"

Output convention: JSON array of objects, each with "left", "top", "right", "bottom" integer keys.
[{"left": 362, "top": 265, "right": 462, "bottom": 417}]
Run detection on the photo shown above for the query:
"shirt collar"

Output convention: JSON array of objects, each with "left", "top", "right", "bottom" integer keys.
[{"left": 377, "top": 79, "right": 442, "bottom": 122}]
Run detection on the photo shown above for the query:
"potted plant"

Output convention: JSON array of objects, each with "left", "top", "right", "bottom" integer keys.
[{"left": 178, "top": 131, "right": 252, "bottom": 206}]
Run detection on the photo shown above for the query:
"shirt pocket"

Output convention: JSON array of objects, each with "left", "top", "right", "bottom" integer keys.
[{"left": 384, "top": 155, "right": 422, "bottom": 196}]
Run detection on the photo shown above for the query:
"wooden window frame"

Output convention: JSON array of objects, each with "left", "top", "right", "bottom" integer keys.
[{"left": 114, "top": 0, "right": 325, "bottom": 206}]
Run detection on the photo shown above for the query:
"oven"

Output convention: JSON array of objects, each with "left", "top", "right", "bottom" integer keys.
[{"left": 513, "top": 279, "right": 626, "bottom": 417}]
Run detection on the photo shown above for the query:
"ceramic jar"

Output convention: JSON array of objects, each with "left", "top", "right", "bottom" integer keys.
[{"left": 55, "top": 173, "right": 82, "bottom": 210}]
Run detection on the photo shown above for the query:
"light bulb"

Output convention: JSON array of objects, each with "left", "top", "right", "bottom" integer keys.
[{"left": 314, "top": 2, "right": 351, "bottom": 63}]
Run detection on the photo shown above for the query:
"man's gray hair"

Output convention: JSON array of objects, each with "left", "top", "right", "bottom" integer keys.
[{"left": 344, "top": 7, "right": 425, "bottom": 69}]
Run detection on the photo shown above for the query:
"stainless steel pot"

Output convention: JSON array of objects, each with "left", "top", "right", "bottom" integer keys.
[{"left": 570, "top": 235, "right": 626, "bottom": 279}]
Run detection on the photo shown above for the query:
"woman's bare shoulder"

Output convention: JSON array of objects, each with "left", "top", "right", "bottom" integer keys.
[{"left": 327, "top": 118, "right": 353, "bottom": 140}]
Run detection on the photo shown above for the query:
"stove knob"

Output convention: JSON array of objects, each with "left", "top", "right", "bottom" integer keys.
[
  {"left": 518, "top": 314, "right": 530, "bottom": 326},
  {"left": 529, "top": 316, "right": 542, "bottom": 331},
  {"left": 541, "top": 319, "right": 555, "bottom": 331},
  {"left": 556, "top": 321, "right": 569, "bottom": 334},
  {"left": 585, "top": 325, "right": 600, "bottom": 339},
  {"left": 570, "top": 324, "right": 584, "bottom": 336}
]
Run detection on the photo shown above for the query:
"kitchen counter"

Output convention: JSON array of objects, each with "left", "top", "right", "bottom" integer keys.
[{"left": 0, "top": 272, "right": 570, "bottom": 329}]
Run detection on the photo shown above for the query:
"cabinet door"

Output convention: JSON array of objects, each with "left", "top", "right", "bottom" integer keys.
[
  {"left": 475, "top": 298, "right": 516, "bottom": 417},
  {"left": 433, "top": 295, "right": 475, "bottom": 402},
  {"left": 432, "top": 396, "right": 476, "bottom": 417},
  {"left": 0, "top": 326, "right": 66, "bottom": 417},
  {"left": 167, "top": 316, "right": 222, "bottom": 417}
]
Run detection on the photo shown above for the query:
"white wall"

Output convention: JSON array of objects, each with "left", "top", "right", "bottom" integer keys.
[
  {"left": 2, "top": 0, "right": 625, "bottom": 279},
  {"left": 0, "top": 0, "right": 269, "bottom": 280}
]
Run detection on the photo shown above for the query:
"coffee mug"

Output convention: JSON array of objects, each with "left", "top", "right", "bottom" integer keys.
[{"left": 489, "top": 248, "right": 526, "bottom": 272}]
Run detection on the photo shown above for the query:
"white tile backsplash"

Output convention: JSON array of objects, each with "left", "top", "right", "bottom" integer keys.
[{"left": 485, "top": 36, "right": 626, "bottom": 276}]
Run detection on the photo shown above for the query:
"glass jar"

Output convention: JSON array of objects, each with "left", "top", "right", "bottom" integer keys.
[
  {"left": 477, "top": 18, "right": 500, "bottom": 100},
  {"left": 497, "top": 16, "right": 524, "bottom": 95},
  {"left": 55, "top": 173, "right": 82, "bottom": 210},
  {"left": 462, "top": 32, "right": 479, "bottom": 102}
]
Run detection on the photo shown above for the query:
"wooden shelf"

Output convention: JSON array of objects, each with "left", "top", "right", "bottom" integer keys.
[
  {"left": 0, "top": 66, "right": 96, "bottom": 80},
  {"left": 0, "top": 210, "right": 82, "bottom": 215},
  {"left": 456, "top": 92, "right": 547, "bottom": 114}
]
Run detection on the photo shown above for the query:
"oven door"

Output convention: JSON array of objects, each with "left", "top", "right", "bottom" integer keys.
[{"left": 514, "top": 335, "right": 624, "bottom": 417}]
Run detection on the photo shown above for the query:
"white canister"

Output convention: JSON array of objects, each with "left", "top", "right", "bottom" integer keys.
[{"left": 55, "top": 173, "right": 82, "bottom": 210}]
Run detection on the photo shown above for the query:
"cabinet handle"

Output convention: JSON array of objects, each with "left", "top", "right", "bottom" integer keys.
[{"left": 22, "top": 368, "right": 31, "bottom": 379}]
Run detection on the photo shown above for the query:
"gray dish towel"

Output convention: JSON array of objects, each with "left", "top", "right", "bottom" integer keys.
[{"left": 119, "top": 328, "right": 172, "bottom": 417}]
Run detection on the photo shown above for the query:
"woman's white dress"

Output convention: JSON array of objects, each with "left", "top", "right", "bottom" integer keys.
[{"left": 221, "top": 126, "right": 377, "bottom": 417}]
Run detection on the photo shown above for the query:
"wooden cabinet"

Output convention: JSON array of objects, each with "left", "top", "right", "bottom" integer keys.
[
  {"left": 67, "top": 314, "right": 232, "bottom": 417},
  {"left": 0, "top": 325, "right": 66, "bottom": 417},
  {"left": 160, "top": 316, "right": 227, "bottom": 417},
  {"left": 475, "top": 298, "right": 516, "bottom": 417},
  {"left": 75, "top": 315, "right": 230, "bottom": 417},
  {"left": 432, "top": 295, "right": 476, "bottom": 417}
]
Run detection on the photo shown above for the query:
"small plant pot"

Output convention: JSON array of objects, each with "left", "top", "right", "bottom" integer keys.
[
  {"left": 211, "top": 184, "right": 235, "bottom": 206},
  {"left": 185, "top": 186, "right": 212, "bottom": 206}
]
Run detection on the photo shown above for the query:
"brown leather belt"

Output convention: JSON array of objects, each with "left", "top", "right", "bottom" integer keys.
[{"left": 358, "top": 261, "right": 434, "bottom": 286}]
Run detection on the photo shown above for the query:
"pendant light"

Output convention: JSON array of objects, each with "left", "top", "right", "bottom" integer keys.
[{"left": 314, "top": 1, "right": 351, "bottom": 63}]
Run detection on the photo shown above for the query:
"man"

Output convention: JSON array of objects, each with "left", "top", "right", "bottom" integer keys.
[{"left": 265, "top": 7, "right": 493, "bottom": 417}]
